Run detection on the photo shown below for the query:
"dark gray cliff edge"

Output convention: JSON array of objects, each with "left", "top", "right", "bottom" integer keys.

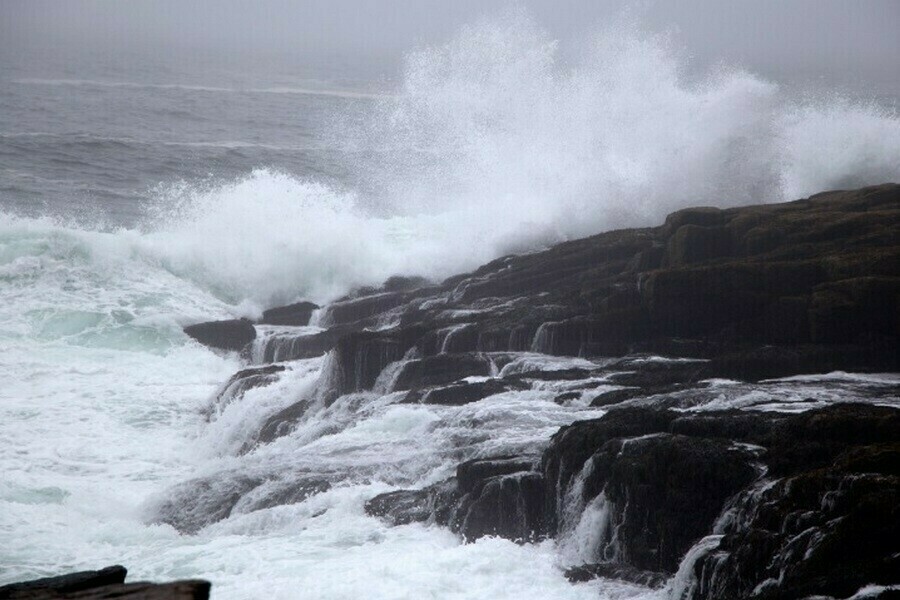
[{"left": 173, "top": 184, "right": 899, "bottom": 599}]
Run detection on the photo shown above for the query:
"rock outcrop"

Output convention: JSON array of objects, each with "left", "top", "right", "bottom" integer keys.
[
  {"left": 0, "top": 566, "right": 210, "bottom": 599},
  {"left": 173, "top": 184, "right": 899, "bottom": 599}
]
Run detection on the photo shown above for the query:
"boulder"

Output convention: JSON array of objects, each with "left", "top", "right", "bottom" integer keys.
[
  {"left": 183, "top": 318, "right": 255, "bottom": 352},
  {"left": 390, "top": 353, "right": 493, "bottom": 392},
  {"left": 259, "top": 301, "right": 319, "bottom": 326}
]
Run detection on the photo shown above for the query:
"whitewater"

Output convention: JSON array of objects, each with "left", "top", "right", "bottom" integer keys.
[{"left": 2, "top": 10, "right": 900, "bottom": 600}]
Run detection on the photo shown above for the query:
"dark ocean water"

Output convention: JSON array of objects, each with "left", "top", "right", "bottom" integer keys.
[{"left": 0, "top": 51, "right": 376, "bottom": 226}]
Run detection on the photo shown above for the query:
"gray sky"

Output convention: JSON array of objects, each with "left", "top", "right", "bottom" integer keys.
[{"left": 2, "top": 0, "right": 898, "bottom": 90}]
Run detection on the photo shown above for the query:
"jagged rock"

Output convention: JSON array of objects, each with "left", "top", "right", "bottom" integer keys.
[
  {"left": 183, "top": 318, "right": 255, "bottom": 352},
  {"left": 259, "top": 301, "right": 319, "bottom": 326},
  {"left": 584, "top": 434, "right": 759, "bottom": 573},
  {"left": 449, "top": 471, "right": 546, "bottom": 542},
  {"left": 690, "top": 466, "right": 899, "bottom": 600},
  {"left": 542, "top": 408, "right": 678, "bottom": 525}
]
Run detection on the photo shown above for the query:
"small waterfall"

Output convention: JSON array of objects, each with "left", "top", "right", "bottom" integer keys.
[
  {"left": 308, "top": 306, "right": 331, "bottom": 328},
  {"left": 438, "top": 323, "right": 472, "bottom": 354},
  {"left": 372, "top": 347, "right": 421, "bottom": 394},
  {"left": 530, "top": 321, "right": 558, "bottom": 354},
  {"left": 558, "top": 492, "right": 613, "bottom": 565},
  {"left": 666, "top": 535, "right": 724, "bottom": 600}
]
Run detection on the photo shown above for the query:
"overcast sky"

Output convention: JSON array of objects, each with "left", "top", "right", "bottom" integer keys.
[{"left": 2, "top": 0, "right": 898, "bottom": 90}]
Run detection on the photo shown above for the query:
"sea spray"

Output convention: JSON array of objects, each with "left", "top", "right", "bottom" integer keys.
[{"left": 135, "top": 9, "right": 900, "bottom": 308}]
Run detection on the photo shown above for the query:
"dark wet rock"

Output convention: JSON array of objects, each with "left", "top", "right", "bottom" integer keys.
[
  {"left": 503, "top": 367, "right": 595, "bottom": 382},
  {"left": 553, "top": 391, "right": 582, "bottom": 405},
  {"left": 0, "top": 567, "right": 210, "bottom": 600},
  {"left": 669, "top": 410, "right": 785, "bottom": 444},
  {"left": 390, "top": 353, "right": 493, "bottom": 392},
  {"left": 809, "top": 277, "right": 900, "bottom": 344},
  {"left": 704, "top": 343, "right": 899, "bottom": 381},
  {"left": 364, "top": 489, "right": 433, "bottom": 526},
  {"left": 153, "top": 471, "right": 333, "bottom": 534},
  {"left": 183, "top": 318, "right": 255, "bottom": 352},
  {"left": 588, "top": 388, "right": 645, "bottom": 407},
  {"left": 409, "top": 379, "right": 528, "bottom": 406},
  {"left": 761, "top": 403, "right": 900, "bottom": 477},
  {"left": 542, "top": 407, "right": 678, "bottom": 521},
  {"left": 365, "top": 479, "right": 460, "bottom": 527},
  {"left": 259, "top": 301, "right": 319, "bottom": 326},
  {"left": 209, "top": 365, "right": 285, "bottom": 417},
  {"left": 251, "top": 399, "right": 312, "bottom": 447},
  {"left": 382, "top": 275, "right": 431, "bottom": 293},
  {"left": 330, "top": 327, "right": 424, "bottom": 396},
  {"left": 254, "top": 328, "right": 342, "bottom": 362},
  {"left": 690, "top": 468, "right": 900, "bottom": 600},
  {"left": 152, "top": 474, "right": 263, "bottom": 534},
  {"left": 0, "top": 566, "right": 127, "bottom": 597},
  {"left": 564, "top": 563, "right": 667, "bottom": 588},
  {"left": 19, "top": 581, "right": 210, "bottom": 599},
  {"left": 449, "top": 470, "right": 546, "bottom": 542},
  {"left": 606, "top": 361, "right": 707, "bottom": 388},
  {"left": 456, "top": 456, "right": 539, "bottom": 494},
  {"left": 585, "top": 434, "right": 758, "bottom": 573},
  {"left": 318, "top": 292, "right": 410, "bottom": 327}
]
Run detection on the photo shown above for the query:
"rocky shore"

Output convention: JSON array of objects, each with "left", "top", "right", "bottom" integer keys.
[{"left": 25, "top": 185, "right": 896, "bottom": 599}]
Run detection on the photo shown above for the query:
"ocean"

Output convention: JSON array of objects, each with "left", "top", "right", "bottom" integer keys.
[{"left": 1, "top": 13, "right": 899, "bottom": 600}]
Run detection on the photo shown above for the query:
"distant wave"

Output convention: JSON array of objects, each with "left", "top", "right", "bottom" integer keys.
[
  {"left": 0, "top": 131, "right": 327, "bottom": 153},
  {"left": 12, "top": 78, "right": 389, "bottom": 99}
]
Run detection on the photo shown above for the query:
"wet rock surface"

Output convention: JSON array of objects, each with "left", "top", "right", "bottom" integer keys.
[
  {"left": 163, "top": 185, "right": 899, "bottom": 598},
  {"left": 183, "top": 319, "right": 256, "bottom": 352},
  {"left": 0, "top": 566, "right": 210, "bottom": 599}
]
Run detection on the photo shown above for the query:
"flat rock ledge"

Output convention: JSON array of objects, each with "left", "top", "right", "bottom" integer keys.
[{"left": 0, "top": 566, "right": 210, "bottom": 600}]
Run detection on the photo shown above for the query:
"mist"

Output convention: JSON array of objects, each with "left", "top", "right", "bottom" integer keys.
[{"left": 2, "top": 0, "right": 898, "bottom": 92}]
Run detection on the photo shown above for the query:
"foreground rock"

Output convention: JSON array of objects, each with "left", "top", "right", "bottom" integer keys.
[{"left": 0, "top": 566, "right": 209, "bottom": 599}]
